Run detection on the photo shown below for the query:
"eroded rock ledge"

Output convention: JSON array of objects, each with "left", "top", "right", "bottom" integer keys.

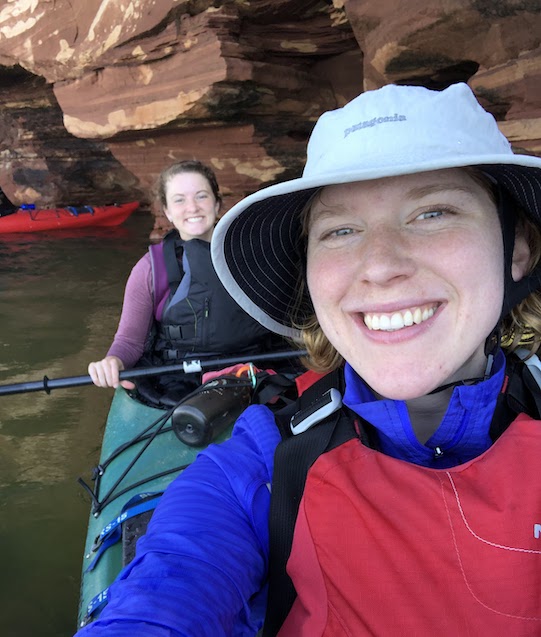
[{"left": 0, "top": 0, "right": 539, "bottom": 236}]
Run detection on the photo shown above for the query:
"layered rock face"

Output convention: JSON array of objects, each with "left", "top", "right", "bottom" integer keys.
[{"left": 0, "top": 0, "right": 539, "bottom": 235}]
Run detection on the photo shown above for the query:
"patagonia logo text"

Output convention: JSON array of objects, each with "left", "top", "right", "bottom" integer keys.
[
  {"left": 534, "top": 524, "right": 541, "bottom": 539},
  {"left": 344, "top": 114, "right": 407, "bottom": 138}
]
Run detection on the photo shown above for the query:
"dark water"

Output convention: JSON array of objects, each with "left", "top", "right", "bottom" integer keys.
[{"left": 0, "top": 213, "right": 153, "bottom": 637}]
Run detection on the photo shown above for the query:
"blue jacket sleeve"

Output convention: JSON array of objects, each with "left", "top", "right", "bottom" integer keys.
[{"left": 75, "top": 405, "right": 280, "bottom": 637}]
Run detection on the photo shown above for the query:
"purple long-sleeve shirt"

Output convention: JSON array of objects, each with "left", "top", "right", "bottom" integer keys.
[{"left": 106, "top": 253, "right": 154, "bottom": 368}]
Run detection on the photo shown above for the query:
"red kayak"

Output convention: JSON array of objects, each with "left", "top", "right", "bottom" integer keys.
[{"left": 0, "top": 202, "right": 139, "bottom": 234}]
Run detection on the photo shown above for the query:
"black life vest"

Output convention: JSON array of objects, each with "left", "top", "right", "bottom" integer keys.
[
  {"left": 150, "top": 231, "right": 273, "bottom": 364},
  {"left": 136, "top": 231, "right": 281, "bottom": 407}
]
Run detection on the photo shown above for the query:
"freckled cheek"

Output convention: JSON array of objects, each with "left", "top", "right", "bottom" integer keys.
[
  {"left": 306, "top": 261, "right": 322, "bottom": 305},
  {"left": 307, "top": 252, "right": 350, "bottom": 320},
  {"left": 449, "top": 239, "right": 504, "bottom": 323},
  {"left": 307, "top": 250, "right": 330, "bottom": 302}
]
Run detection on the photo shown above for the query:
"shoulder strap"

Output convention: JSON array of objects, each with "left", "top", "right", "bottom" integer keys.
[
  {"left": 149, "top": 230, "right": 184, "bottom": 321},
  {"left": 162, "top": 229, "right": 184, "bottom": 296},
  {"left": 272, "top": 368, "right": 343, "bottom": 439},
  {"left": 264, "top": 369, "right": 355, "bottom": 637}
]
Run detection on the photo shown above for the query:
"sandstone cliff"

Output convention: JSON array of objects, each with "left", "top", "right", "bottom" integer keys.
[{"left": 0, "top": 0, "right": 539, "bottom": 236}]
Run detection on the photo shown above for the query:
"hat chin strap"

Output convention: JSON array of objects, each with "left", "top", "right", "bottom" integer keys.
[
  {"left": 499, "top": 185, "right": 520, "bottom": 318},
  {"left": 427, "top": 329, "right": 500, "bottom": 396}
]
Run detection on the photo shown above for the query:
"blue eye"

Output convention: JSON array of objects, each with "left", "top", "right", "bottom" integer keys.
[
  {"left": 417, "top": 210, "right": 443, "bottom": 220},
  {"left": 316, "top": 226, "right": 358, "bottom": 242},
  {"left": 330, "top": 227, "right": 354, "bottom": 237}
]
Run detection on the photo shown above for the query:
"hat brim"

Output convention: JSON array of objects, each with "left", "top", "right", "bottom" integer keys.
[{"left": 212, "top": 154, "right": 541, "bottom": 338}]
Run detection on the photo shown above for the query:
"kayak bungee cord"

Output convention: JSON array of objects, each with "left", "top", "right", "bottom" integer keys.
[
  {"left": 78, "top": 403, "right": 177, "bottom": 515},
  {"left": 75, "top": 354, "right": 305, "bottom": 516},
  {"left": 79, "top": 376, "right": 256, "bottom": 515}
]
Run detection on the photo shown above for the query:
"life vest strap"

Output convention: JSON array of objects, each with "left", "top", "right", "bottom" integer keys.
[
  {"left": 264, "top": 369, "right": 350, "bottom": 637},
  {"left": 162, "top": 229, "right": 184, "bottom": 297}
]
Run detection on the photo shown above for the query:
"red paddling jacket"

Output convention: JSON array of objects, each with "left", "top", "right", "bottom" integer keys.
[
  {"left": 266, "top": 354, "right": 541, "bottom": 636},
  {"left": 278, "top": 412, "right": 541, "bottom": 635}
]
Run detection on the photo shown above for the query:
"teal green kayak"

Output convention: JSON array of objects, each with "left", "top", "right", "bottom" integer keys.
[{"left": 77, "top": 386, "right": 233, "bottom": 628}]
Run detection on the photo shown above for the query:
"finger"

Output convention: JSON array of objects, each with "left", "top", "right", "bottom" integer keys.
[
  {"left": 89, "top": 363, "right": 108, "bottom": 388},
  {"left": 96, "top": 365, "right": 112, "bottom": 388},
  {"left": 104, "top": 361, "right": 120, "bottom": 388},
  {"left": 88, "top": 363, "right": 99, "bottom": 386}
]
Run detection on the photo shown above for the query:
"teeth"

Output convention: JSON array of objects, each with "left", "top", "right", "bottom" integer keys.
[
  {"left": 363, "top": 305, "right": 437, "bottom": 332},
  {"left": 390, "top": 313, "right": 404, "bottom": 329}
]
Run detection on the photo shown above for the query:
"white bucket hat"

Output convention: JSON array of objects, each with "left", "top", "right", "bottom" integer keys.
[{"left": 211, "top": 83, "right": 541, "bottom": 338}]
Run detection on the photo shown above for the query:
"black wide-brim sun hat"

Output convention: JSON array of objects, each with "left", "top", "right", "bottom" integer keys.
[{"left": 211, "top": 83, "right": 541, "bottom": 339}]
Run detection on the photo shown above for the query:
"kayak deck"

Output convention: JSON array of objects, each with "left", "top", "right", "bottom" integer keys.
[{"left": 77, "top": 387, "right": 232, "bottom": 627}]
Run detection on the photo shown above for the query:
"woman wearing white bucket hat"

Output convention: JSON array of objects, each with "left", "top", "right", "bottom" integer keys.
[{"left": 76, "top": 83, "right": 541, "bottom": 637}]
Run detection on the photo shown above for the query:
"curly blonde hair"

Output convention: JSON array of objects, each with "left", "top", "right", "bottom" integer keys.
[
  {"left": 292, "top": 173, "right": 541, "bottom": 374},
  {"left": 501, "top": 213, "right": 541, "bottom": 356}
]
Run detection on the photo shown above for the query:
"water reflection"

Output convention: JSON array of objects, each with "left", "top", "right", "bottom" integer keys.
[{"left": 0, "top": 214, "right": 152, "bottom": 636}]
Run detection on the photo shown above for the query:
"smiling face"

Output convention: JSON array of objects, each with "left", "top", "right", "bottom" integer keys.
[
  {"left": 163, "top": 171, "right": 220, "bottom": 241},
  {"left": 306, "top": 169, "right": 530, "bottom": 400}
]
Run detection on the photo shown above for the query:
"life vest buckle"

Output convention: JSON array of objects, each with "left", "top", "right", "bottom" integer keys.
[{"left": 290, "top": 388, "right": 342, "bottom": 435}]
